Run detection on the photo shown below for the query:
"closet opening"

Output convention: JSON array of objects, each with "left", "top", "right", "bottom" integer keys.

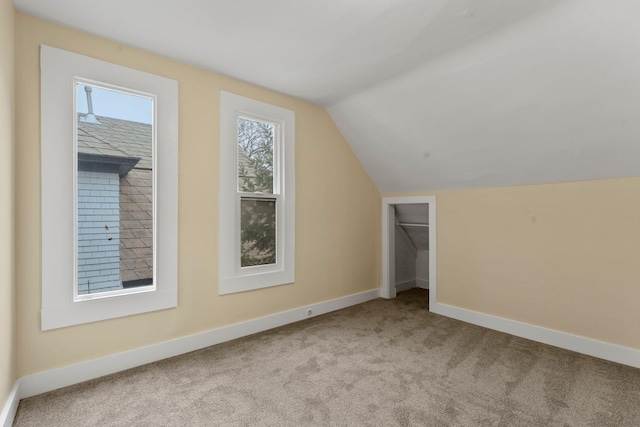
[{"left": 382, "top": 196, "right": 436, "bottom": 309}]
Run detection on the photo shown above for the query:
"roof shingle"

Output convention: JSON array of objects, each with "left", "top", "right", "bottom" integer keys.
[{"left": 77, "top": 114, "right": 154, "bottom": 284}]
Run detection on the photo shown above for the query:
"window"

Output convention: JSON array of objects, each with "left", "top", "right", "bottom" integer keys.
[
  {"left": 219, "top": 92, "right": 295, "bottom": 294},
  {"left": 75, "top": 82, "right": 155, "bottom": 299},
  {"left": 238, "top": 117, "right": 277, "bottom": 267},
  {"left": 40, "top": 45, "right": 178, "bottom": 330}
]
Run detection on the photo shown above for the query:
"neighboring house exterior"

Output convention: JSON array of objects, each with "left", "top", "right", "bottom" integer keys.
[{"left": 76, "top": 114, "right": 153, "bottom": 294}]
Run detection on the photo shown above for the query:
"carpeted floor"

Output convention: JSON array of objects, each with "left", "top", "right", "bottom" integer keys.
[{"left": 14, "top": 289, "right": 640, "bottom": 426}]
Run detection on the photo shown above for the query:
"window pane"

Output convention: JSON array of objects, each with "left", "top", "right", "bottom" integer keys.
[
  {"left": 237, "top": 117, "right": 274, "bottom": 194},
  {"left": 240, "top": 198, "right": 276, "bottom": 267},
  {"left": 76, "top": 83, "right": 154, "bottom": 295}
]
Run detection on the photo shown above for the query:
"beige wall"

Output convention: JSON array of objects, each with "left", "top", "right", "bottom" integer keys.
[
  {"left": 391, "top": 177, "right": 640, "bottom": 349},
  {"left": 0, "top": 0, "right": 16, "bottom": 406},
  {"left": 15, "top": 14, "right": 381, "bottom": 377}
]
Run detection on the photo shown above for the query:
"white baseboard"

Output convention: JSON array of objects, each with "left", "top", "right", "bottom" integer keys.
[
  {"left": 395, "top": 280, "right": 415, "bottom": 293},
  {"left": 430, "top": 302, "right": 640, "bottom": 369},
  {"left": 416, "top": 279, "right": 429, "bottom": 289},
  {"left": 18, "top": 289, "right": 381, "bottom": 399},
  {"left": 1, "top": 381, "right": 20, "bottom": 427}
]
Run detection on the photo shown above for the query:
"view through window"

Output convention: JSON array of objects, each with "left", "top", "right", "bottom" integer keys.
[
  {"left": 237, "top": 117, "right": 277, "bottom": 267},
  {"left": 75, "top": 83, "right": 154, "bottom": 296}
]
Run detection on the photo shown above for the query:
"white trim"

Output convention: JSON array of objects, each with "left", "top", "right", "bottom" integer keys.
[
  {"left": 19, "top": 289, "right": 380, "bottom": 399},
  {"left": 431, "top": 302, "right": 640, "bottom": 369},
  {"left": 0, "top": 381, "right": 19, "bottom": 427},
  {"left": 395, "top": 280, "right": 415, "bottom": 293},
  {"left": 383, "top": 203, "right": 396, "bottom": 299},
  {"left": 219, "top": 91, "right": 295, "bottom": 294},
  {"left": 40, "top": 45, "right": 179, "bottom": 330},
  {"left": 382, "top": 196, "right": 436, "bottom": 301}
]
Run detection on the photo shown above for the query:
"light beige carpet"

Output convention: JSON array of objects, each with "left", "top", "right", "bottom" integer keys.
[{"left": 14, "top": 289, "right": 640, "bottom": 426}]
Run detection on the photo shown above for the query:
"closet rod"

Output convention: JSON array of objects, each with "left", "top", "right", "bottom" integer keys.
[{"left": 397, "top": 223, "right": 429, "bottom": 227}]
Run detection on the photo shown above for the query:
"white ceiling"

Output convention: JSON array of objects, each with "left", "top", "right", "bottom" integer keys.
[
  {"left": 15, "top": 0, "right": 640, "bottom": 193},
  {"left": 330, "top": 0, "right": 640, "bottom": 193}
]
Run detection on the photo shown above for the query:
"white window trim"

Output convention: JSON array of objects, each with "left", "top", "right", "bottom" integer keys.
[
  {"left": 219, "top": 91, "right": 295, "bottom": 295},
  {"left": 73, "top": 77, "right": 158, "bottom": 302},
  {"left": 40, "top": 45, "right": 178, "bottom": 330}
]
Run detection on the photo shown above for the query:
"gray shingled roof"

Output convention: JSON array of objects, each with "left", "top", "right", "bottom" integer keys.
[
  {"left": 77, "top": 114, "right": 153, "bottom": 285},
  {"left": 119, "top": 169, "right": 153, "bottom": 283},
  {"left": 78, "top": 115, "right": 152, "bottom": 169}
]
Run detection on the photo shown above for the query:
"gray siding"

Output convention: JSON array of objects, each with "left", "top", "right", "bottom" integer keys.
[{"left": 77, "top": 170, "right": 122, "bottom": 294}]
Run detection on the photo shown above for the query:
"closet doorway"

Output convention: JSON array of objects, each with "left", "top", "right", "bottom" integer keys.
[{"left": 382, "top": 196, "right": 436, "bottom": 308}]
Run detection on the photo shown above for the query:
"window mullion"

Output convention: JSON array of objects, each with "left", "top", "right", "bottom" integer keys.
[{"left": 239, "top": 193, "right": 279, "bottom": 203}]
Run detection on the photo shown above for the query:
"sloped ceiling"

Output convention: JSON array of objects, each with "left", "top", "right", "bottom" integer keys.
[
  {"left": 15, "top": 0, "right": 640, "bottom": 193},
  {"left": 329, "top": 0, "right": 640, "bottom": 193},
  {"left": 395, "top": 204, "right": 429, "bottom": 252}
]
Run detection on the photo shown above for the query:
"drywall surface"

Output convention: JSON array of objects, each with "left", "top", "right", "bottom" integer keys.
[
  {"left": 15, "top": 14, "right": 381, "bottom": 376},
  {"left": 390, "top": 176, "right": 640, "bottom": 349},
  {"left": 394, "top": 230, "right": 416, "bottom": 287},
  {"left": 0, "top": 0, "right": 16, "bottom": 406},
  {"left": 416, "top": 250, "right": 429, "bottom": 289},
  {"left": 330, "top": 0, "right": 640, "bottom": 194}
]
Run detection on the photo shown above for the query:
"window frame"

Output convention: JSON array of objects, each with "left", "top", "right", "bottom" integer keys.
[
  {"left": 73, "top": 78, "right": 157, "bottom": 301},
  {"left": 236, "top": 113, "right": 280, "bottom": 271},
  {"left": 40, "top": 45, "right": 178, "bottom": 330},
  {"left": 219, "top": 91, "right": 295, "bottom": 294}
]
